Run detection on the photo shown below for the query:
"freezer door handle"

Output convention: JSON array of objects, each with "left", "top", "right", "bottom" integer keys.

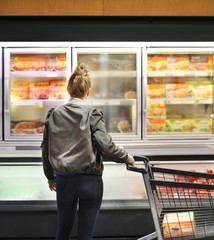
[{"left": 5, "top": 79, "right": 10, "bottom": 112}]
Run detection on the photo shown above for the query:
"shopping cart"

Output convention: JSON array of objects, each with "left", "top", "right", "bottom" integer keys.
[{"left": 127, "top": 156, "right": 214, "bottom": 240}]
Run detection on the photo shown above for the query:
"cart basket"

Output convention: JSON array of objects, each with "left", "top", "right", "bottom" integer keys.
[{"left": 127, "top": 156, "right": 214, "bottom": 240}]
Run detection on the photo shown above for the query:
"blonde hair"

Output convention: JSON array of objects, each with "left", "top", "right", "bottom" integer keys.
[{"left": 67, "top": 62, "right": 91, "bottom": 98}]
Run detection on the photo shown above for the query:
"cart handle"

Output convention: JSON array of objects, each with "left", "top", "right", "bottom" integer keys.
[{"left": 126, "top": 165, "right": 147, "bottom": 174}]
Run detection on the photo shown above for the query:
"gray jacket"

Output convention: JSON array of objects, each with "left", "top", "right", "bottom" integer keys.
[{"left": 43, "top": 98, "right": 128, "bottom": 182}]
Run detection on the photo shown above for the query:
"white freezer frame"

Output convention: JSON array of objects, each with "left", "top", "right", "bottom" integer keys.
[
  {"left": 0, "top": 48, "right": 2, "bottom": 141},
  {"left": 4, "top": 47, "right": 71, "bottom": 141},
  {"left": 73, "top": 47, "right": 142, "bottom": 141}
]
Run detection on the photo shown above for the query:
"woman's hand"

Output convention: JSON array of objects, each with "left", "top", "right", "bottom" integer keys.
[{"left": 49, "top": 182, "right": 56, "bottom": 192}]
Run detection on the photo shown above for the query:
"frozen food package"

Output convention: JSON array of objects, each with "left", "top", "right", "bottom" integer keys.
[
  {"left": 147, "top": 119, "right": 166, "bottom": 133},
  {"left": 147, "top": 84, "right": 165, "bottom": 99},
  {"left": 29, "top": 86, "right": 49, "bottom": 99},
  {"left": 148, "top": 56, "right": 167, "bottom": 71},
  {"left": 11, "top": 56, "right": 46, "bottom": 71},
  {"left": 46, "top": 55, "right": 66, "bottom": 71},
  {"left": 49, "top": 80, "right": 67, "bottom": 86},
  {"left": 49, "top": 86, "right": 67, "bottom": 99},
  {"left": 12, "top": 81, "right": 29, "bottom": 86},
  {"left": 118, "top": 120, "right": 132, "bottom": 133},
  {"left": 166, "top": 84, "right": 191, "bottom": 99},
  {"left": 29, "top": 82, "right": 49, "bottom": 87},
  {"left": 189, "top": 85, "right": 213, "bottom": 99},
  {"left": 147, "top": 104, "right": 166, "bottom": 118},
  {"left": 189, "top": 55, "right": 210, "bottom": 71},
  {"left": 162, "top": 212, "right": 195, "bottom": 238},
  {"left": 11, "top": 86, "right": 29, "bottom": 100},
  {"left": 12, "top": 120, "right": 45, "bottom": 135},
  {"left": 124, "top": 90, "right": 136, "bottom": 99},
  {"left": 167, "top": 56, "right": 189, "bottom": 71}
]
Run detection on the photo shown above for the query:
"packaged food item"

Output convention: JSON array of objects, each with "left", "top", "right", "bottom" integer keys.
[
  {"left": 11, "top": 56, "right": 46, "bottom": 71},
  {"left": 12, "top": 81, "right": 29, "bottom": 86},
  {"left": 166, "top": 119, "right": 187, "bottom": 132},
  {"left": 118, "top": 120, "right": 132, "bottom": 133},
  {"left": 147, "top": 104, "right": 166, "bottom": 118},
  {"left": 148, "top": 56, "right": 167, "bottom": 71},
  {"left": 46, "top": 55, "right": 66, "bottom": 71},
  {"left": 124, "top": 91, "right": 136, "bottom": 99},
  {"left": 11, "top": 86, "right": 29, "bottom": 100},
  {"left": 189, "top": 55, "right": 209, "bottom": 71},
  {"left": 166, "top": 84, "right": 191, "bottom": 98},
  {"left": 189, "top": 85, "right": 212, "bottom": 99},
  {"left": 147, "top": 84, "right": 165, "bottom": 99},
  {"left": 49, "top": 86, "right": 67, "bottom": 99},
  {"left": 12, "top": 120, "right": 45, "bottom": 134},
  {"left": 29, "top": 82, "right": 49, "bottom": 87},
  {"left": 29, "top": 86, "right": 49, "bottom": 99},
  {"left": 49, "top": 80, "right": 67, "bottom": 86},
  {"left": 167, "top": 56, "right": 189, "bottom": 71},
  {"left": 162, "top": 212, "right": 195, "bottom": 238},
  {"left": 208, "top": 55, "right": 213, "bottom": 70},
  {"left": 147, "top": 119, "right": 166, "bottom": 133},
  {"left": 192, "top": 119, "right": 212, "bottom": 133}
]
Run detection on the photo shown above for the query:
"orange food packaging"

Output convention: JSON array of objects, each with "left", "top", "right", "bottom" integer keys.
[
  {"left": 148, "top": 56, "right": 167, "bottom": 71},
  {"left": 162, "top": 212, "right": 195, "bottom": 238},
  {"left": 11, "top": 56, "right": 46, "bottom": 71},
  {"left": 29, "top": 82, "right": 49, "bottom": 87},
  {"left": 147, "top": 119, "right": 166, "bottom": 133},
  {"left": 49, "top": 86, "right": 67, "bottom": 99},
  {"left": 147, "top": 84, "right": 165, "bottom": 99},
  {"left": 49, "top": 80, "right": 67, "bottom": 86},
  {"left": 29, "top": 86, "right": 49, "bottom": 99},
  {"left": 46, "top": 55, "right": 67, "bottom": 71},
  {"left": 11, "top": 86, "right": 29, "bottom": 100}
]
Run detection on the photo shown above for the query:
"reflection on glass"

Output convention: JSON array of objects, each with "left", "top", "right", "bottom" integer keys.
[
  {"left": 147, "top": 53, "right": 214, "bottom": 136},
  {"left": 78, "top": 52, "right": 137, "bottom": 136}
]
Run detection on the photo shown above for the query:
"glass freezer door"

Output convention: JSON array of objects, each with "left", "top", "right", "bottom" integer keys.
[
  {"left": 73, "top": 48, "right": 141, "bottom": 140},
  {"left": 4, "top": 48, "right": 71, "bottom": 141},
  {"left": 0, "top": 48, "right": 2, "bottom": 141},
  {"left": 145, "top": 48, "right": 214, "bottom": 139}
]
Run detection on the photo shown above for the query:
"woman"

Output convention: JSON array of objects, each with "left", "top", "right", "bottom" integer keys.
[{"left": 42, "top": 62, "right": 135, "bottom": 240}]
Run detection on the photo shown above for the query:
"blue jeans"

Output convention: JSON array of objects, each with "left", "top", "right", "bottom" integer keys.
[{"left": 55, "top": 174, "right": 103, "bottom": 240}]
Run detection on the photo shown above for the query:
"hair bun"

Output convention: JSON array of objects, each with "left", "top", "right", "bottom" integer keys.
[{"left": 74, "top": 62, "right": 87, "bottom": 76}]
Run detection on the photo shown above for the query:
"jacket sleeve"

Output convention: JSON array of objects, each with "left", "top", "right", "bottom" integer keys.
[
  {"left": 90, "top": 108, "right": 128, "bottom": 163},
  {"left": 41, "top": 109, "right": 56, "bottom": 183}
]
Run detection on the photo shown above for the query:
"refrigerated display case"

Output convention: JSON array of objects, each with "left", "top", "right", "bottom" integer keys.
[
  {"left": 4, "top": 48, "right": 71, "bottom": 141},
  {"left": 73, "top": 48, "right": 141, "bottom": 140},
  {"left": 145, "top": 48, "right": 214, "bottom": 140},
  {"left": 0, "top": 48, "right": 2, "bottom": 141}
]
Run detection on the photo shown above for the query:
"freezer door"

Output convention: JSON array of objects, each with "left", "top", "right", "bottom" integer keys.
[
  {"left": 4, "top": 48, "right": 71, "bottom": 141},
  {"left": 73, "top": 48, "right": 141, "bottom": 140},
  {"left": 144, "top": 48, "right": 214, "bottom": 140},
  {"left": 0, "top": 48, "right": 2, "bottom": 141}
]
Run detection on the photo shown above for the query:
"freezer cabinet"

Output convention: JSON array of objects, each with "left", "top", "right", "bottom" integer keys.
[
  {"left": 73, "top": 48, "right": 141, "bottom": 141},
  {"left": 0, "top": 48, "right": 2, "bottom": 141},
  {"left": 145, "top": 48, "right": 214, "bottom": 140},
  {"left": 4, "top": 48, "right": 71, "bottom": 141}
]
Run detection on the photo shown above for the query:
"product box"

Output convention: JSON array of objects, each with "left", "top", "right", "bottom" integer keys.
[
  {"left": 49, "top": 86, "right": 67, "bottom": 99},
  {"left": 166, "top": 119, "right": 187, "bottom": 133},
  {"left": 189, "top": 85, "right": 213, "bottom": 99},
  {"left": 166, "top": 84, "right": 190, "bottom": 99},
  {"left": 189, "top": 55, "right": 211, "bottom": 71},
  {"left": 11, "top": 56, "right": 46, "bottom": 71},
  {"left": 49, "top": 80, "right": 67, "bottom": 86},
  {"left": 12, "top": 81, "right": 29, "bottom": 87},
  {"left": 11, "top": 86, "right": 29, "bottom": 100},
  {"left": 29, "top": 82, "right": 49, "bottom": 87},
  {"left": 46, "top": 55, "right": 67, "bottom": 71},
  {"left": 147, "top": 84, "right": 165, "bottom": 99},
  {"left": 147, "top": 119, "right": 166, "bottom": 133},
  {"left": 29, "top": 86, "right": 49, "bottom": 99},
  {"left": 147, "top": 104, "right": 166, "bottom": 119},
  {"left": 162, "top": 212, "right": 195, "bottom": 238},
  {"left": 167, "top": 56, "right": 189, "bottom": 71},
  {"left": 147, "top": 56, "right": 167, "bottom": 71}
]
